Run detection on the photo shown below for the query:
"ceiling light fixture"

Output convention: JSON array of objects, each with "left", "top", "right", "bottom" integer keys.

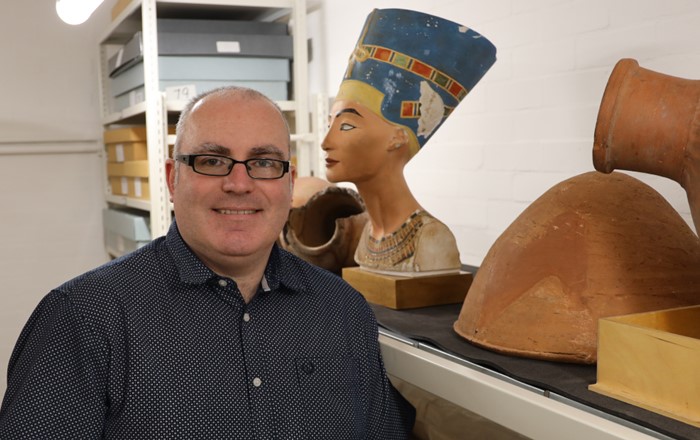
[{"left": 56, "top": 0, "right": 105, "bottom": 25}]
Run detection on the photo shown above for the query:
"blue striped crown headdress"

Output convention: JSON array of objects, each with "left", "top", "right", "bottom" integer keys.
[{"left": 336, "top": 9, "right": 497, "bottom": 157}]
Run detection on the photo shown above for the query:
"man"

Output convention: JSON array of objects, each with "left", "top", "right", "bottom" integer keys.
[{"left": 0, "top": 87, "right": 415, "bottom": 439}]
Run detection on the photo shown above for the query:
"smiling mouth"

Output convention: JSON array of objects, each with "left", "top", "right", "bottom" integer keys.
[{"left": 216, "top": 209, "right": 258, "bottom": 215}]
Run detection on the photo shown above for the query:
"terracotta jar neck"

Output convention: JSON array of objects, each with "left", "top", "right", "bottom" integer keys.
[{"left": 593, "top": 58, "right": 700, "bottom": 232}]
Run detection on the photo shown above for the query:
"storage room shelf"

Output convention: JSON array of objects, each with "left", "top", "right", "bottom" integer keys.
[
  {"left": 379, "top": 331, "right": 671, "bottom": 440},
  {"left": 103, "top": 0, "right": 296, "bottom": 44},
  {"left": 105, "top": 194, "right": 152, "bottom": 211}
]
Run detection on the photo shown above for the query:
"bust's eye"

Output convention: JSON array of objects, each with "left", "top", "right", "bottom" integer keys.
[{"left": 339, "top": 123, "right": 356, "bottom": 131}]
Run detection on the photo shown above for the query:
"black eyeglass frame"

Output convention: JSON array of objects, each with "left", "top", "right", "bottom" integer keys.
[{"left": 175, "top": 154, "right": 291, "bottom": 180}]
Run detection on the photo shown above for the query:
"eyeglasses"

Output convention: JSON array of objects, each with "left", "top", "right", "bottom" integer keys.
[{"left": 175, "top": 154, "right": 290, "bottom": 180}]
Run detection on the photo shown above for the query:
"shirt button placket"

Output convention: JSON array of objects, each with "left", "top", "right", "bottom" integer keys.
[
  {"left": 241, "top": 305, "right": 270, "bottom": 434},
  {"left": 242, "top": 311, "right": 258, "bottom": 388}
]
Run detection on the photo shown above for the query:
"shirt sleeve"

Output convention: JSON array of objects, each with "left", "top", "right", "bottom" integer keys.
[
  {"left": 360, "top": 303, "right": 416, "bottom": 439},
  {"left": 0, "top": 290, "right": 109, "bottom": 439}
]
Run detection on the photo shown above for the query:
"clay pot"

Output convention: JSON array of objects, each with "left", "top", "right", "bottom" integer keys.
[
  {"left": 291, "top": 176, "right": 333, "bottom": 209},
  {"left": 454, "top": 171, "right": 700, "bottom": 364},
  {"left": 593, "top": 58, "right": 700, "bottom": 233},
  {"left": 280, "top": 182, "right": 368, "bottom": 274}
]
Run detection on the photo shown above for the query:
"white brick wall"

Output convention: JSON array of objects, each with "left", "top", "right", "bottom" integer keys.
[{"left": 319, "top": 0, "right": 700, "bottom": 265}]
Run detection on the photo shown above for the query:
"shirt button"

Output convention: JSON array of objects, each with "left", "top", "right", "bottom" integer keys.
[
  {"left": 218, "top": 279, "right": 228, "bottom": 287},
  {"left": 243, "top": 313, "right": 251, "bottom": 322},
  {"left": 252, "top": 377, "right": 262, "bottom": 387}
]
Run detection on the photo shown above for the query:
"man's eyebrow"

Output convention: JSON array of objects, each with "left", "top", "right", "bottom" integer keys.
[
  {"left": 192, "top": 143, "right": 229, "bottom": 155},
  {"left": 334, "top": 108, "right": 363, "bottom": 118},
  {"left": 250, "top": 145, "right": 286, "bottom": 159},
  {"left": 190, "top": 144, "right": 286, "bottom": 159}
]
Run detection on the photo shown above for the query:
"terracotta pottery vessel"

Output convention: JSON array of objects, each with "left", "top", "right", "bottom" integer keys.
[
  {"left": 280, "top": 179, "right": 368, "bottom": 274},
  {"left": 593, "top": 58, "right": 700, "bottom": 234},
  {"left": 454, "top": 171, "right": 700, "bottom": 364}
]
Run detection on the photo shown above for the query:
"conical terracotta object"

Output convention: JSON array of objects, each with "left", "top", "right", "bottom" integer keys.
[
  {"left": 454, "top": 171, "right": 700, "bottom": 364},
  {"left": 593, "top": 58, "right": 700, "bottom": 234}
]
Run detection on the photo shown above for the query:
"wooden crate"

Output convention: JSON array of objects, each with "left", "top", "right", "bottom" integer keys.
[
  {"left": 342, "top": 267, "right": 471, "bottom": 310},
  {"left": 589, "top": 305, "right": 700, "bottom": 428}
]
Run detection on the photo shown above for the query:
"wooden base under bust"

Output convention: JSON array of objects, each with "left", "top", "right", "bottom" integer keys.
[{"left": 343, "top": 267, "right": 472, "bottom": 310}]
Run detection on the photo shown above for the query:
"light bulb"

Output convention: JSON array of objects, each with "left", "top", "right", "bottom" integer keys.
[{"left": 56, "top": 0, "right": 105, "bottom": 25}]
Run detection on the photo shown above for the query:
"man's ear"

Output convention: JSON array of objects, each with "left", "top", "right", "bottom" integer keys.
[
  {"left": 387, "top": 126, "right": 410, "bottom": 151},
  {"left": 165, "top": 158, "right": 176, "bottom": 202},
  {"left": 289, "top": 165, "right": 297, "bottom": 196}
]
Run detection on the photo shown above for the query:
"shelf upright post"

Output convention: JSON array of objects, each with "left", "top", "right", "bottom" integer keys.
[
  {"left": 291, "top": 0, "right": 312, "bottom": 176},
  {"left": 141, "top": 0, "right": 172, "bottom": 238},
  {"left": 311, "top": 93, "right": 328, "bottom": 180}
]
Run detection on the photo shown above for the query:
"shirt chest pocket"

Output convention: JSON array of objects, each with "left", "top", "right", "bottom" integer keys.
[{"left": 295, "top": 356, "right": 363, "bottom": 439}]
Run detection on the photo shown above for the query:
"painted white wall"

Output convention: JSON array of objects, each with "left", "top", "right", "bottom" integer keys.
[
  {"left": 315, "top": 0, "right": 700, "bottom": 266},
  {"left": 0, "top": 2, "right": 110, "bottom": 395}
]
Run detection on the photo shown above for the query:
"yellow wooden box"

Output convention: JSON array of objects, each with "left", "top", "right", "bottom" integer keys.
[{"left": 589, "top": 305, "right": 700, "bottom": 428}]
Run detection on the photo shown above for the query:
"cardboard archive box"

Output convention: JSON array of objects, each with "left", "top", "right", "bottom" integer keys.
[
  {"left": 108, "top": 18, "right": 291, "bottom": 76},
  {"left": 107, "top": 160, "right": 150, "bottom": 200},
  {"left": 103, "top": 207, "right": 151, "bottom": 255},
  {"left": 107, "top": 18, "right": 293, "bottom": 112},
  {"left": 104, "top": 126, "right": 149, "bottom": 200},
  {"left": 105, "top": 126, "right": 148, "bottom": 163},
  {"left": 110, "top": 56, "right": 290, "bottom": 111}
]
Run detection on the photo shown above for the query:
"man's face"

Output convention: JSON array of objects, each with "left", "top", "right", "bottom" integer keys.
[
  {"left": 166, "top": 94, "right": 293, "bottom": 272},
  {"left": 322, "top": 99, "right": 399, "bottom": 184}
]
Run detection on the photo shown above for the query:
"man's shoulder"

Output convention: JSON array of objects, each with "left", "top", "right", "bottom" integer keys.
[
  {"left": 57, "top": 237, "right": 168, "bottom": 303},
  {"left": 278, "top": 247, "right": 345, "bottom": 283},
  {"left": 278, "top": 248, "right": 366, "bottom": 300}
]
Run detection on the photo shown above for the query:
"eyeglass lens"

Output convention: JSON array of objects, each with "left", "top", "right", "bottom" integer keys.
[{"left": 192, "top": 155, "right": 286, "bottom": 179}]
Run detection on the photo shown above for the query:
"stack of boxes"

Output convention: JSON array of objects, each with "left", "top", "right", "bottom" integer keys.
[
  {"left": 103, "top": 207, "right": 152, "bottom": 256},
  {"left": 104, "top": 126, "right": 151, "bottom": 200},
  {"left": 107, "top": 18, "right": 293, "bottom": 112}
]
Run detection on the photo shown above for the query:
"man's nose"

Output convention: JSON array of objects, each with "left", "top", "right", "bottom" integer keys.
[{"left": 221, "top": 162, "right": 254, "bottom": 192}]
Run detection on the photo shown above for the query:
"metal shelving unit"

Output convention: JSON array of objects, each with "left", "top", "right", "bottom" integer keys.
[{"left": 98, "top": 0, "right": 312, "bottom": 240}]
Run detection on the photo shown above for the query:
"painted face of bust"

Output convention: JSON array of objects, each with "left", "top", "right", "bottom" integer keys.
[{"left": 322, "top": 99, "right": 407, "bottom": 184}]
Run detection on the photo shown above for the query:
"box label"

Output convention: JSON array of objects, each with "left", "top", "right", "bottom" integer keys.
[
  {"left": 134, "top": 177, "right": 143, "bottom": 198},
  {"left": 116, "top": 144, "right": 125, "bottom": 162},
  {"left": 166, "top": 84, "right": 197, "bottom": 102},
  {"left": 216, "top": 41, "right": 241, "bottom": 53}
]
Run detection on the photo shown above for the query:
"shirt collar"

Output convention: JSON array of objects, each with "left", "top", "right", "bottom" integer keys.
[{"left": 166, "top": 220, "right": 307, "bottom": 294}]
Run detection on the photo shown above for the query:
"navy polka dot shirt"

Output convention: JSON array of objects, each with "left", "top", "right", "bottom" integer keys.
[{"left": 0, "top": 221, "right": 415, "bottom": 439}]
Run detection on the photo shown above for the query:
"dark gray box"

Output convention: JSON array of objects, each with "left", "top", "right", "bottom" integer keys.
[
  {"left": 157, "top": 18, "right": 288, "bottom": 35},
  {"left": 108, "top": 18, "right": 292, "bottom": 77}
]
